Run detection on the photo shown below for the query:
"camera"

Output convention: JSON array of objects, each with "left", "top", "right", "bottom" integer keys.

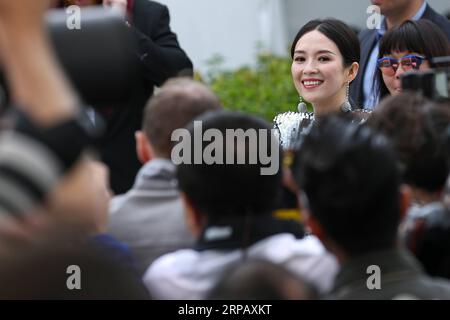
[
  {"left": 47, "top": 7, "right": 140, "bottom": 105},
  {"left": 401, "top": 56, "right": 450, "bottom": 101},
  {"left": 0, "top": 7, "right": 140, "bottom": 111}
]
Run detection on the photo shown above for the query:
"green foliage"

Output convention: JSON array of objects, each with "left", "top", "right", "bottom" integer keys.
[{"left": 198, "top": 52, "right": 312, "bottom": 121}]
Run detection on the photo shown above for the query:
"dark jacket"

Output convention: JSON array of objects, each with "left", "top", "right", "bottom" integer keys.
[
  {"left": 329, "top": 249, "right": 450, "bottom": 300},
  {"left": 97, "top": 0, "right": 193, "bottom": 195},
  {"left": 349, "top": 4, "right": 450, "bottom": 109},
  {"left": 404, "top": 202, "right": 450, "bottom": 279}
]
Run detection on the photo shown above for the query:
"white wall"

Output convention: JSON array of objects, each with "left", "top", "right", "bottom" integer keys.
[{"left": 158, "top": 0, "right": 288, "bottom": 73}]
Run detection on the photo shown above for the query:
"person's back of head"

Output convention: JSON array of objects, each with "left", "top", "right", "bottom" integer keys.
[
  {"left": 367, "top": 94, "right": 450, "bottom": 194},
  {"left": 293, "top": 116, "right": 401, "bottom": 257},
  {"left": 368, "top": 95, "right": 450, "bottom": 279},
  {"left": 208, "top": 259, "right": 318, "bottom": 300},
  {"left": 140, "top": 78, "right": 222, "bottom": 160},
  {"left": 0, "top": 238, "right": 150, "bottom": 299},
  {"left": 176, "top": 110, "right": 282, "bottom": 222}
]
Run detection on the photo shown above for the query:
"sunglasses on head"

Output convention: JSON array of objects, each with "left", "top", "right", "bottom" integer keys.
[{"left": 377, "top": 54, "right": 426, "bottom": 76}]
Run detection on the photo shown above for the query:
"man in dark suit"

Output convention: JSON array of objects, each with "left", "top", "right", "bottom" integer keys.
[
  {"left": 350, "top": 0, "right": 450, "bottom": 109},
  {"left": 99, "top": 0, "right": 193, "bottom": 194},
  {"left": 62, "top": 0, "right": 193, "bottom": 194}
]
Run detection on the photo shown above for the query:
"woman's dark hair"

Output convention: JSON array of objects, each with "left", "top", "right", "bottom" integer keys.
[
  {"left": 290, "top": 19, "right": 360, "bottom": 68},
  {"left": 293, "top": 116, "right": 401, "bottom": 256},
  {"left": 375, "top": 19, "right": 450, "bottom": 100},
  {"left": 176, "top": 110, "right": 282, "bottom": 219}
]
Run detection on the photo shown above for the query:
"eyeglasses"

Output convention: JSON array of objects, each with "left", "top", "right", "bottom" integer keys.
[{"left": 377, "top": 55, "right": 426, "bottom": 76}]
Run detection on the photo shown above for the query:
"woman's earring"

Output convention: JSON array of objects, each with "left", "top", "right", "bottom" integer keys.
[
  {"left": 297, "top": 96, "right": 308, "bottom": 113},
  {"left": 341, "top": 82, "right": 352, "bottom": 113}
]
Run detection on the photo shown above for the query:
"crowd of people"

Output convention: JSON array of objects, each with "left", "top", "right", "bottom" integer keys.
[{"left": 0, "top": 0, "right": 450, "bottom": 300}]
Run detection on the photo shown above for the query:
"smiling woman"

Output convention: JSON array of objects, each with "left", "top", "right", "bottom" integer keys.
[
  {"left": 273, "top": 19, "right": 371, "bottom": 152},
  {"left": 290, "top": 19, "right": 360, "bottom": 115},
  {"left": 375, "top": 19, "right": 450, "bottom": 99}
]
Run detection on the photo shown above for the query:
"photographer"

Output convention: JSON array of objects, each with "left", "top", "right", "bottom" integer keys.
[
  {"left": 143, "top": 111, "right": 337, "bottom": 299},
  {"left": 0, "top": 0, "right": 110, "bottom": 250},
  {"left": 350, "top": 0, "right": 450, "bottom": 109}
]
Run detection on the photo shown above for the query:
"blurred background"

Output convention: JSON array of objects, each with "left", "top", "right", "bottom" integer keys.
[
  {"left": 153, "top": 0, "right": 450, "bottom": 120},
  {"left": 155, "top": 0, "right": 450, "bottom": 120},
  {"left": 159, "top": 0, "right": 450, "bottom": 73}
]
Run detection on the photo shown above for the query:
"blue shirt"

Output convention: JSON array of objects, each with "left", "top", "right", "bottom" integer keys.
[{"left": 362, "top": 1, "right": 427, "bottom": 109}]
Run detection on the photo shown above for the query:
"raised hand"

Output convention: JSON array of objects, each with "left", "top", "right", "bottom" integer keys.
[{"left": 0, "top": 0, "right": 79, "bottom": 126}]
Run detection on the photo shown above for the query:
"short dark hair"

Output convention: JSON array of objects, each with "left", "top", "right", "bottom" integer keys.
[
  {"left": 291, "top": 19, "right": 360, "bottom": 68},
  {"left": 143, "top": 78, "right": 222, "bottom": 158},
  {"left": 208, "top": 259, "right": 318, "bottom": 300},
  {"left": 176, "top": 110, "right": 282, "bottom": 218},
  {"left": 376, "top": 19, "right": 450, "bottom": 99},
  {"left": 367, "top": 94, "right": 450, "bottom": 192},
  {"left": 293, "top": 116, "right": 401, "bottom": 256}
]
